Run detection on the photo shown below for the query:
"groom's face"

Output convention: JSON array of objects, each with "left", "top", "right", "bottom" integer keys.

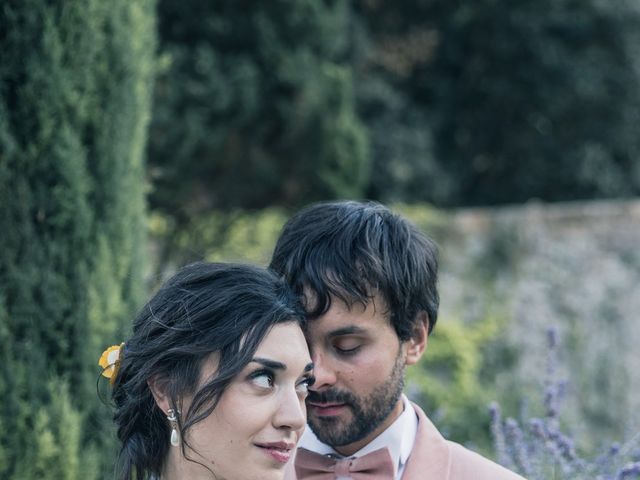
[{"left": 303, "top": 293, "right": 408, "bottom": 456}]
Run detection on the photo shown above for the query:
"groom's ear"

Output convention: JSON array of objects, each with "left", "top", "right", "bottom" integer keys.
[
  {"left": 404, "top": 311, "right": 428, "bottom": 366},
  {"left": 148, "top": 375, "right": 171, "bottom": 413}
]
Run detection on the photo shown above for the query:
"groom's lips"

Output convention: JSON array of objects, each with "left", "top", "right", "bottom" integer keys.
[{"left": 307, "top": 401, "right": 348, "bottom": 417}]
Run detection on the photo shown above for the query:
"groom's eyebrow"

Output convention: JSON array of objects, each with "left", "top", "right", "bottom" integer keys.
[{"left": 328, "top": 326, "right": 367, "bottom": 338}]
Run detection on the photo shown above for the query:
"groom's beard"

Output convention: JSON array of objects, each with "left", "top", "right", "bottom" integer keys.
[{"left": 306, "top": 352, "right": 405, "bottom": 447}]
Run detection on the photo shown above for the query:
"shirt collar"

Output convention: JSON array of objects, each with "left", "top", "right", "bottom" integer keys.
[{"left": 298, "top": 394, "right": 418, "bottom": 477}]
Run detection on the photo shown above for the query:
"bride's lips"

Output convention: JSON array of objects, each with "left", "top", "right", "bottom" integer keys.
[
  {"left": 254, "top": 441, "right": 295, "bottom": 464},
  {"left": 307, "top": 401, "right": 348, "bottom": 416}
]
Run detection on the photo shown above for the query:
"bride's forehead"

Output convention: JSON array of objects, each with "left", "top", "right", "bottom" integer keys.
[
  {"left": 255, "top": 323, "right": 310, "bottom": 364},
  {"left": 196, "top": 323, "right": 310, "bottom": 384}
]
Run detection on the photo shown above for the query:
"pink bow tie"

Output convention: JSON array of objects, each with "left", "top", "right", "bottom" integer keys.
[{"left": 295, "top": 447, "right": 395, "bottom": 479}]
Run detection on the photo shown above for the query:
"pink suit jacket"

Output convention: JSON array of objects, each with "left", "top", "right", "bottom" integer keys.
[{"left": 285, "top": 402, "right": 526, "bottom": 480}]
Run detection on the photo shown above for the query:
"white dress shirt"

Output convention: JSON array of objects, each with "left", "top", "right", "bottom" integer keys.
[{"left": 299, "top": 394, "right": 418, "bottom": 479}]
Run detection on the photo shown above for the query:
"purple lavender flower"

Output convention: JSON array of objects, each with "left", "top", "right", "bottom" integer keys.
[
  {"left": 617, "top": 462, "right": 640, "bottom": 479},
  {"left": 491, "top": 329, "right": 640, "bottom": 480}
]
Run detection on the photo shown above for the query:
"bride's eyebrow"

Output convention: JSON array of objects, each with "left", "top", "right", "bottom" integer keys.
[
  {"left": 251, "top": 358, "right": 314, "bottom": 373},
  {"left": 251, "top": 357, "right": 286, "bottom": 370}
]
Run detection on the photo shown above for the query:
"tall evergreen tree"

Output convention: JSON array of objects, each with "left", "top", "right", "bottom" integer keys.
[{"left": 0, "top": 1, "right": 155, "bottom": 478}]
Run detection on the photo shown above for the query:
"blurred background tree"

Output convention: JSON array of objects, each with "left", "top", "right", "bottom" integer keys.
[
  {"left": 0, "top": 1, "right": 155, "bottom": 478},
  {"left": 353, "top": 0, "right": 640, "bottom": 205}
]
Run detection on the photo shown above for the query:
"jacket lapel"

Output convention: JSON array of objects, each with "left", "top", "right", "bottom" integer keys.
[{"left": 400, "top": 402, "right": 452, "bottom": 479}]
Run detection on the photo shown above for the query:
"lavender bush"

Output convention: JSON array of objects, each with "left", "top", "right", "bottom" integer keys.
[{"left": 490, "top": 328, "right": 640, "bottom": 480}]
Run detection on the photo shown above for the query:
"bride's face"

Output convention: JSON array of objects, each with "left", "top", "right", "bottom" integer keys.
[{"left": 180, "top": 322, "right": 313, "bottom": 480}]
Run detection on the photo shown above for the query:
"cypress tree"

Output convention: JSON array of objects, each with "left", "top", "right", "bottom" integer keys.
[{"left": 0, "top": 1, "right": 155, "bottom": 478}]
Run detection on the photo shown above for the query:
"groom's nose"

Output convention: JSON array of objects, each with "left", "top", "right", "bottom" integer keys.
[{"left": 309, "top": 349, "right": 338, "bottom": 391}]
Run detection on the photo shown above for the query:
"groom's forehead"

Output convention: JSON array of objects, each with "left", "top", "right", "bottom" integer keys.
[{"left": 302, "top": 292, "right": 393, "bottom": 335}]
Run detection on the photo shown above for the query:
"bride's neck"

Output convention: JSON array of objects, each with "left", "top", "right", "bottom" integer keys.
[{"left": 160, "top": 448, "right": 217, "bottom": 480}]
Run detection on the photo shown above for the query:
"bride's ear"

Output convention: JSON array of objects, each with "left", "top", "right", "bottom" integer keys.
[{"left": 148, "top": 375, "right": 171, "bottom": 413}]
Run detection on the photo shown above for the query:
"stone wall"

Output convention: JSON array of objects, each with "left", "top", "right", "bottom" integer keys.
[{"left": 436, "top": 199, "right": 640, "bottom": 448}]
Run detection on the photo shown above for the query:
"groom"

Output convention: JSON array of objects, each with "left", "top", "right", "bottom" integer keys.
[{"left": 270, "top": 201, "right": 524, "bottom": 480}]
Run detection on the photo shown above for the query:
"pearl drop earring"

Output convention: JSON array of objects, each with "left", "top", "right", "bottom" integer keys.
[{"left": 167, "top": 408, "right": 179, "bottom": 447}]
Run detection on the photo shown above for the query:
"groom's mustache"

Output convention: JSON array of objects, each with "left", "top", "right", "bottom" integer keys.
[{"left": 307, "top": 388, "right": 357, "bottom": 406}]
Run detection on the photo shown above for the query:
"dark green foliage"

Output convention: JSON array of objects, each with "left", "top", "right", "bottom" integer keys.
[
  {"left": 149, "top": 0, "right": 369, "bottom": 225},
  {"left": 356, "top": 0, "right": 640, "bottom": 205},
  {"left": 148, "top": 0, "right": 640, "bottom": 227},
  {"left": 0, "top": 1, "right": 155, "bottom": 478}
]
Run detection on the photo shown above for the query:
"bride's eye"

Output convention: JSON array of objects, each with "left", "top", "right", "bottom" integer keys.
[
  {"left": 296, "top": 375, "right": 315, "bottom": 394},
  {"left": 249, "top": 369, "right": 275, "bottom": 389}
]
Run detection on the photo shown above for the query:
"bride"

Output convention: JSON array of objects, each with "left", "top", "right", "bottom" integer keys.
[{"left": 100, "top": 262, "right": 314, "bottom": 480}]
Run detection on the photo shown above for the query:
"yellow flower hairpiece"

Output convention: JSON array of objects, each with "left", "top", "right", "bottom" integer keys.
[{"left": 99, "top": 343, "right": 125, "bottom": 385}]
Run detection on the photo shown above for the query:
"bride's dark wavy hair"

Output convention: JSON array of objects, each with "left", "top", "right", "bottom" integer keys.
[{"left": 110, "top": 262, "right": 305, "bottom": 480}]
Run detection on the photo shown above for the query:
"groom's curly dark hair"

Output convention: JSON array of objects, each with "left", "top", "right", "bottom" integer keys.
[{"left": 269, "top": 200, "right": 439, "bottom": 340}]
